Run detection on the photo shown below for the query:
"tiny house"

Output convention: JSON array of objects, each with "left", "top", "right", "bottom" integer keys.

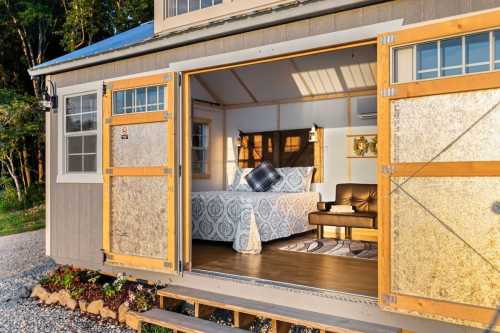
[{"left": 29, "top": 1, "right": 500, "bottom": 332}]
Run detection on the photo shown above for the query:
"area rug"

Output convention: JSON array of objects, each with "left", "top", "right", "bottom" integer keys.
[{"left": 278, "top": 238, "right": 377, "bottom": 260}]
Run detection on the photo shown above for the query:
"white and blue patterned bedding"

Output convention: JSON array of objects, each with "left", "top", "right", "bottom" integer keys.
[{"left": 192, "top": 191, "right": 320, "bottom": 254}]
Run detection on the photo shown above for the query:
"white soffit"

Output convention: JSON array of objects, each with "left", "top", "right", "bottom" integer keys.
[{"left": 170, "top": 19, "right": 403, "bottom": 73}]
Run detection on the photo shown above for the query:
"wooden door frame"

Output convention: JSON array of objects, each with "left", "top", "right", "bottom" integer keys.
[
  {"left": 377, "top": 8, "right": 500, "bottom": 326},
  {"left": 102, "top": 72, "right": 178, "bottom": 273}
]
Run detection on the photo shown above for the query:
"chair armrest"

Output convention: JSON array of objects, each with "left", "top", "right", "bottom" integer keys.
[{"left": 317, "top": 201, "right": 335, "bottom": 211}]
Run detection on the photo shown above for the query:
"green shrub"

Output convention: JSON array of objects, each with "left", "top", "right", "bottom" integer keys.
[
  {"left": 142, "top": 323, "right": 172, "bottom": 333},
  {"left": 0, "top": 178, "right": 44, "bottom": 211}
]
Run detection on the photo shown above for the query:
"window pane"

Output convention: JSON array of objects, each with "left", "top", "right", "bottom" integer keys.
[
  {"left": 82, "top": 112, "right": 97, "bottom": 131},
  {"left": 83, "top": 135, "right": 97, "bottom": 154},
  {"left": 147, "top": 87, "right": 158, "bottom": 111},
  {"left": 114, "top": 91, "right": 125, "bottom": 114},
  {"left": 494, "top": 30, "right": 500, "bottom": 69},
  {"left": 66, "top": 115, "right": 81, "bottom": 132},
  {"left": 82, "top": 94, "right": 97, "bottom": 112},
  {"left": 466, "top": 32, "right": 489, "bottom": 68},
  {"left": 393, "top": 46, "right": 414, "bottom": 83},
  {"left": 168, "top": 0, "right": 176, "bottom": 17},
  {"left": 417, "top": 71, "right": 438, "bottom": 80},
  {"left": 83, "top": 155, "right": 97, "bottom": 172},
  {"left": 66, "top": 96, "right": 81, "bottom": 115},
  {"left": 68, "top": 155, "right": 83, "bottom": 172},
  {"left": 125, "top": 90, "right": 135, "bottom": 113},
  {"left": 67, "top": 136, "right": 83, "bottom": 154},
  {"left": 441, "top": 38, "right": 462, "bottom": 76},
  {"left": 158, "top": 86, "right": 165, "bottom": 110},
  {"left": 466, "top": 64, "right": 490, "bottom": 73},
  {"left": 189, "top": 0, "right": 200, "bottom": 11},
  {"left": 178, "top": 0, "right": 188, "bottom": 14},
  {"left": 417, "top": 42, "right": 438, "bottom": 71},
  {"left": 136, "top": 88, "right": 146, "bottom": 112},
  {"left": 201, "top": 0, "right": 212, "bottom": 8}
]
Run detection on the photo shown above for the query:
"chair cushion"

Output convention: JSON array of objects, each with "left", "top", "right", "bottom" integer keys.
[
  {"left": 336, "top": 183, "right": 377, "bottom": 213},
  {"left": 309, "top": 211, "right": 377, "bottom": 229},
  {"left": 245, "top": 162, "right": 282, "bottom": 192}
]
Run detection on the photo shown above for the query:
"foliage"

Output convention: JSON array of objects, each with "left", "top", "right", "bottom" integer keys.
[
  {"left": 142, "top": 323, "right": 173, "bottom": 333},
  {"left": 40, "top": 266, "right": 160, "bottom": 313},
  {"left": 0, "top": 204, "right": 44, "bottom": 236}
]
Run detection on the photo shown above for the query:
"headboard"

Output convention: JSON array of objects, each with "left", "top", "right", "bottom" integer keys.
[{"left": 237, "top": 128, "right": 324, "bottom": 183}]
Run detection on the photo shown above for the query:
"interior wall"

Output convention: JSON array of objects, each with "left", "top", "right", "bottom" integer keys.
[{"left": 224, "top": 95, "right": 377, "bottom": 201}]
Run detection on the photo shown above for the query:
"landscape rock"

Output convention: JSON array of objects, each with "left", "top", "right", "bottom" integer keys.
[
  {"left": 125, "top": 311, "right": 141, "bottom": 330},
  {"left": 30, "top": 285, "right": 49, "bottom": 302},
  {"left": 118, "top": 303, "right": 129, "bottom": 323},
  {"left": 46, "top": 292, "right": 61, "bottom": 305},
  {"left": 87, "top": 300, "right": 104, "bottom": 315},
  {"left": 59, "top": 290, "right": 77, "bottom": 310},
  {"left": 101, "top": 306, "right": 117, "bottom": 320},
  {"left": 79, "top": 300, "right": 88, "bottom": 312}
]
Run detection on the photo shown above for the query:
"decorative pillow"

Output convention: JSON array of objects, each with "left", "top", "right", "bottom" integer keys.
[
  {"left": 245, "top": 162, "right": 282, "bottom": 192},
  {"left": 269, "top": 167, "right": 314, "bottom": 193},
  {"left": 228, "top": 168, "right": 253, "bottom": 191}
]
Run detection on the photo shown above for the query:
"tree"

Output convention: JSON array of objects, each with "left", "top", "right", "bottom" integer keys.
[
  {"left": 0, "top": 89, "right": 43, "bottom": 201},
  {"left": 0, "top": 0, "right": 62, "bottom": 98}
]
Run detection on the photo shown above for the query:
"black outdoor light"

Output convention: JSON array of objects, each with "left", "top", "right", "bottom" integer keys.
[{"left": 40, "top": 79, "right": 57, "bottom": 112}]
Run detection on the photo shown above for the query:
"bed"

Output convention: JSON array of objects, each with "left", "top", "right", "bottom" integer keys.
[{"left": 191, "top": 166, "right": 320, "bottom": 254}]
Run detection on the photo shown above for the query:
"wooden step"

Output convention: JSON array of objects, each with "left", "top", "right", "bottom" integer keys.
[
  {"left": 138, "top": 308, "right": 248, "bottom": 333},
  {"left": 158, "top": 286, "right": 402, "bottom": 333}
]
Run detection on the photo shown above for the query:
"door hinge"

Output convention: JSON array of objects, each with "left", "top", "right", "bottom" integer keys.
[
  {"left": 101, "top": 249, "right": 107, "bottom": 263},
  {"left": 382, "top": 293, "right": 397, "bottom": 305},
  {"left": 382, "top": 165, "right": 394, "bottom": 175},
  {"left": 380, "top": 34, "right": 395, "bottom": 45},
  {"left": 179, "top": 260, "right": 184, "bottom": 273},
  {"left": 178, "top": 73, "right": 183, "bottom": 86},
  {"left": 380, "top": 87, "right": 396, "bottom": 97},
  {"left": 179, "top": 165, "right": 182, "bottom": 177}
]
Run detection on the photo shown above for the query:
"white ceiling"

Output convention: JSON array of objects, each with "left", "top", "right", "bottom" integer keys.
[{"left": 191, "top": 44, "right": 377, "bottom": 106}]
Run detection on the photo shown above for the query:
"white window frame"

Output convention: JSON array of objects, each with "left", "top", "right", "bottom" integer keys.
[
  {"left": 192, "top": 118, "right": 210, "bottom": 178},
  {"left": 57, "top": 81, "right": 103, "bottom": 183}
]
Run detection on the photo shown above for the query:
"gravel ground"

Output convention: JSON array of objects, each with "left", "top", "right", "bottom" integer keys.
[{"left": 0, "top": 229, "right": 134, "bottom": 333}]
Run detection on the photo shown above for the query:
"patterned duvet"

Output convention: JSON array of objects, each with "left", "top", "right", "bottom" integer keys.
[{"left": 192, "top": 191, "right": 320, "bottom": 254}]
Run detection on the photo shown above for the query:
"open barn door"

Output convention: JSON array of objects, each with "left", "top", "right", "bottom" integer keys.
[
  {"left": 102, "top": 73, "right": 178, "bottom": 273},
  {"left": 377, "top": 9, "right": 500, "bottom": 330}
]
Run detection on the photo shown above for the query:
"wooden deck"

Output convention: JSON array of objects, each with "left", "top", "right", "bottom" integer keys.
[{"left": 192, "top": 233, "right": 378, "bottom": 297}]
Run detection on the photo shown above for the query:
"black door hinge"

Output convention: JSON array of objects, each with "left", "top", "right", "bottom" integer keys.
[{"left": 179, "top": 260, "right": 184, "bottom": 273}]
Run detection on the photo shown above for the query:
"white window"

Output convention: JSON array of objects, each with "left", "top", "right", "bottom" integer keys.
[
  {"left": 393, "top": 28, "right": 500, "bottom": 83},
  {"left": 192, "top": 119, "right": 210, "bottom": 178},
  {"left": 57, "top": 82, "right": 103, "bottom": 183},
  {"left": 166, "top": 0, "right": 223, "bottom": 18}
]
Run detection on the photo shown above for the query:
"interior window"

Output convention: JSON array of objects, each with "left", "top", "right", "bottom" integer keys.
[
  {"left": 65, "top": 94, "right": 98, "bottom": 173},
  {"left": 113, "top": 85, "right": 165, "bottom": 114},
  {"left": 495, "top": 30, "right": 500, "bottom": 69},
  {"left": 192, "top": 120, "right": 210, "bottom": 177}
]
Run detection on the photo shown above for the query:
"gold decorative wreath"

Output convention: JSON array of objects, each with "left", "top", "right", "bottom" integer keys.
[{"left": 353, "top": 136, "right": 369, "bottom": 157}]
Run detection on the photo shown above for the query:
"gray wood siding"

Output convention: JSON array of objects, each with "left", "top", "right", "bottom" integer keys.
[{"left": 48, "top": 0, "right": 500, "bottom": 270}]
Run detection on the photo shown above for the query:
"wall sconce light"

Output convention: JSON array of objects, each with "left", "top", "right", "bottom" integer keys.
[
  {"left": 40, "top": 80, "right": 58, "bottom": 112},
  {"left": 308, "top": 123, "right": 318, "bottom": 143},
  {"left": 236, "top": 130, "right": 243, "bottom": 147}
]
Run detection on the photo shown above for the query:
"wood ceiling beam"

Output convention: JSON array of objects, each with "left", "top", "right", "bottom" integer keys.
[
  {"left": 230, "top": 69, "right": 258, "bottom": 103},
  {"left": 193, "top": 75, "right": 224, "bottom": 105}
]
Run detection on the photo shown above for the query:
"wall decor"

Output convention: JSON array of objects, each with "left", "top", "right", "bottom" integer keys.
[{"left": 347, "top": 134, "right": 377, "bottom": 158}]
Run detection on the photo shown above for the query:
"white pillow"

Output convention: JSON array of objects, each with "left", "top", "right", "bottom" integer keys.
[
  {"left": 228, "top": 168, "right": 253, "bottom": 192},
  {"left": 269, "top": 167, "right": 314, "bottom": 193}
]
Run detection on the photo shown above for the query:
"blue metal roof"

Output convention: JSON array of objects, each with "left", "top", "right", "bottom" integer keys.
[{"left": 33, "top": 21, "right": 155, "bottom": 70}]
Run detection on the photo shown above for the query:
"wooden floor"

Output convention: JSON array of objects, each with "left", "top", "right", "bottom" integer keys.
[{"left": 192, "top": 233, "right": 378, "bottom": 297}]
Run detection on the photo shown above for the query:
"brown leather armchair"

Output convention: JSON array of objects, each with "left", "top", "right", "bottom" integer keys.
[{"left": 309, "top": 183, "right": 377, "bottom": 239}]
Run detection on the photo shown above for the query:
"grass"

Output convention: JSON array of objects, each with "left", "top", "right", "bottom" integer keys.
[
  {"left": 0, "top": 204, "right": 45, "bottom": 236},
  {"left": 141, "top": 323, "right": 173, "bottom": 333}
]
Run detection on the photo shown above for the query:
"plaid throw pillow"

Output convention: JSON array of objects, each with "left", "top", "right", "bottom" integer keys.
[{"left": 245, "top": 162, "right": 282, "bottom": 192}]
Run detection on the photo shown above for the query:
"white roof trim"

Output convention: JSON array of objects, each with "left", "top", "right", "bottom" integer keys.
[
  {"left": 29, "top": 0, "right": 384, "bottom": 77},
  {"left": 170, "top": 19, "right": 403, "bottom": 72}
]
